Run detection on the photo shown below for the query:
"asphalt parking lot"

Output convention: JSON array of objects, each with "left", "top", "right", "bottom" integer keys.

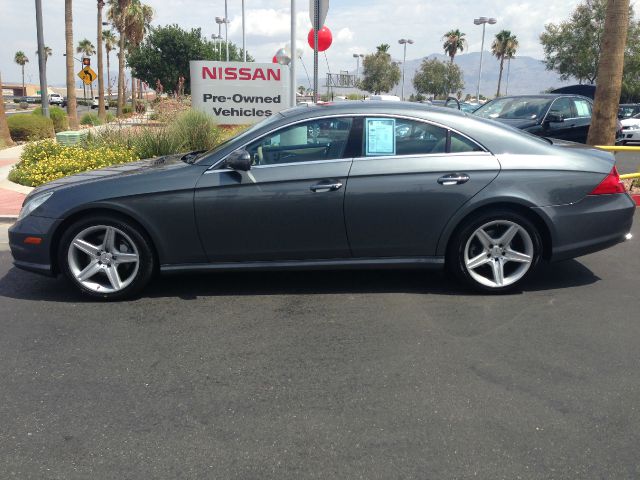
[{"left": 0, "top": 211, "right": 639, "bottom": 479}]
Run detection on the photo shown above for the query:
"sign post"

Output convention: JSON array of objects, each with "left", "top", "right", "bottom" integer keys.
[{"left": 309, "top": 0, "right": 328, "bottom": 103}]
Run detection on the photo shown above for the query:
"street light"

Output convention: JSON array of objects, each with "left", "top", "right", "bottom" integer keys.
[
  {"left": 352, "top": 53, "right": 364, "bottom": 78},
  {"left": 398, "top": 38, "right": 414, "bottom": 101},
  {"left": 215, "top": 16, "right": 229, "bottom": 61},
  {"left": 473, "top": 16, "right": 497, "bottom": 103}
]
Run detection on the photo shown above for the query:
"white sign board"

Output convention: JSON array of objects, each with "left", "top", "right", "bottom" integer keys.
[
  {"left": 190, "top": 61, "right": 290, "bottom": 125},
  {"left": 366, "top": 118, "right": 396, "bottom": 156}
]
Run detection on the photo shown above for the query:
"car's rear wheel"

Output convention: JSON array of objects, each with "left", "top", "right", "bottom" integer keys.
[
  {"left": 447, "top": 210, "right": 542, "bottom": 293},
  {"left": 58, "top": 215, "right": 154, "bottom": 300}
]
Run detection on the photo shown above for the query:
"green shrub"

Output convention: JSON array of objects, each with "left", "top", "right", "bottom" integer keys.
[
  {"left": 106, "top": 112, "right": 116, "bottom": 122},
  {"left": 9, "top": 139, "right": 138, "bottom": 187},
  {"left": 148, "top": 111, "right": 159, "bottom": 121},
  {"left": 131, "top": 126, "right": 183, "bottom": 159},
  {"left": 80, "top": 112, "right": 103, "bottom": 126},
  {"left": 169, "top": 109, "right": 221, "bottom": 152},
  {"left": 32, "top": 106, "right": 69, "bottom": 132},
  {"left": 7, "top": 114, "right": 54, "bottom": 141}
]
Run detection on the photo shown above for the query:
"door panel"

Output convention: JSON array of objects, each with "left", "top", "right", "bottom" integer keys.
[
  {"left": 345, "top": 154, "right": 500, "bottom": 257},
  {"left": 195, "top": 160, "right": 352, "bottom": 262}
]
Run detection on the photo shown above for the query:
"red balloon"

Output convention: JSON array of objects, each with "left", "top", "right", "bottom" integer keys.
[
  {"left": 307, "top": 26, "right": 332, "bottom": 52},
  {"left": 272, "top": 55, "right": 278, "bottom": 63}
]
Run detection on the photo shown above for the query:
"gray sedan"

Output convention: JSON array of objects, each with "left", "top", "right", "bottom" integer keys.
[{"left": 9, "top": 102, "right": 635, "bottom": 299}]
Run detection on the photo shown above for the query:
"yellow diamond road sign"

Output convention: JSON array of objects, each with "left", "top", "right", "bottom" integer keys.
[{"left": 77, "top": 67, "right": 97, "bottom": 85}]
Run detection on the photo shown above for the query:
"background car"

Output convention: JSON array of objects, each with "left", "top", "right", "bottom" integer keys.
[
  {"left": 48, "top": 93, "right": 64, "bottom": 106},
  {"left": 91, "top": 96, "right": 109, "bottom": 109},
  {"left": 473, "top": 94, "right": 597, "bottom": 143},
  {"left": 618, "top": 111, "right": 640, "bottom": 144},
  {"left": 618, "top": 103, "right": 640, "bottom": 119},
  {"left": 9, "top": 102, "right": 635, "bottom": 300}
]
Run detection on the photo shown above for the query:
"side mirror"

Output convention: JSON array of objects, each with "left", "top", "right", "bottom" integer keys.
[
  {"left": 545, "top": 113, "right": 564, "bottom": 124},
  {"left": 225, "top": 149, "right": 252, "bottom": 171}
]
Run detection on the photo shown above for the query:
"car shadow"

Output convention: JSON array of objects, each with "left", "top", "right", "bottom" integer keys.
[{"left": 0, "top": 259, "right": 600, "bottom": 303}]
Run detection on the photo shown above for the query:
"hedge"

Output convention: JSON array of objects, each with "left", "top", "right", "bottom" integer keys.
[{"left": 7, "top": 114, "right": 55, "bottom": 141}]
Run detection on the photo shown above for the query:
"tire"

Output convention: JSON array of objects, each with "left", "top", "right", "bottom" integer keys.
[
  {"left": 446, "top": 209, "right": 542, "bottom": 293},
  {"left": 58, "top": 214, "right": 155, "bottom": 300}
]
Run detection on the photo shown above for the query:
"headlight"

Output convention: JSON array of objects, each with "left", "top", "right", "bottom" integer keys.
[{"left": 17, "top": 191, "right": 54, "bottom": 221}]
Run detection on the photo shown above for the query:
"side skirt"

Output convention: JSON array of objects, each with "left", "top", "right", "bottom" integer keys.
[{"left": 160, "top": 256, "right": 445, "bottom": 274}]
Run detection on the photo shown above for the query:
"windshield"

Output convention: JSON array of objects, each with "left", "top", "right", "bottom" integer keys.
[
  {"left": 474, "top": 97, "right": 552, "bottom": 120},
  {"left": 194, "top": 113, "right": 285, "bottom": 163}
]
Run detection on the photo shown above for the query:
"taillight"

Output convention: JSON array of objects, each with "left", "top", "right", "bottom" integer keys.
[{"left": 590, "top": 166, "right": 626, "bottom": 195}]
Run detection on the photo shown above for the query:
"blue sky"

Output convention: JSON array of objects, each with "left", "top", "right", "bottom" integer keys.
[{"left": 1, "top": 0, "right": 637, "bottom": 86}]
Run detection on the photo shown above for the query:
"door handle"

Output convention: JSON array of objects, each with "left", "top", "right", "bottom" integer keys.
[
  {"left": 310, "top": 181, "right": 343, "bottom": 193},
  {"left": 437, "top": 173, "right": 470, "bottom": 186}
]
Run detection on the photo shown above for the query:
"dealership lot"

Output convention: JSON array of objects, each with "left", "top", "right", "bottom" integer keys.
[{"left": 0, "top": 210, "right": 638, "bottom": 478}]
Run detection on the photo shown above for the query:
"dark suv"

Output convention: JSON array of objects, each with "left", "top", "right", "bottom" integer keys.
[{"left": 474, "top": 94, "right": 597, "bottom": 143}]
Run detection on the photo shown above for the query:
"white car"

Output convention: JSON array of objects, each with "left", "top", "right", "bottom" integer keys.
[
  {"left": 91, "top": 97, "right": 109, "bottom": 109},
  {"left": 619, "top": 113, "right": 640, "bottom": 144},
  {"left": 48, "top": 93, "right": 64, "bottom": 105}
]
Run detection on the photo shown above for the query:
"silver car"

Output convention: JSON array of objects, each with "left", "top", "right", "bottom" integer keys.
[{"left": 10, "top": 102, "right": 635, "bottom": 299}]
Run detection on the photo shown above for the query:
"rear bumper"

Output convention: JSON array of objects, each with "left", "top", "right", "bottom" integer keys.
[
  {"left": 8, "top": 216, "right": 60, "bottom": 276},
  {"left": 534, "top": 193, "right": 635, "bottom": 262}
]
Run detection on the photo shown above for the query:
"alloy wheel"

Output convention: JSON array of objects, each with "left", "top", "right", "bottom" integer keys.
[
  {"left": 463, "top": 220, "right": 534, "bottom": 289},
  {"left": 67, "top": 225, "right": 140, "bottom": 294}
]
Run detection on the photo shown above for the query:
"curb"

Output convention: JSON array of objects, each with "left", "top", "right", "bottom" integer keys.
[{"left": 0, "top": 215, "right": 17, "bottom": 223}]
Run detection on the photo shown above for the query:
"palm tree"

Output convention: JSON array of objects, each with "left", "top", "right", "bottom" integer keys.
[
  {"left": 76, "top": 38, "right": 96, "bottom": 58},
  {"left": 102, "top": 29, "right": 118, "bottom": 97},
  {"left": 107, "top": 0, "right": 132, "bottom": 116},
  {"left": 442, "top": 29, "right": 467, "bottom": 63},
  {"left": 0, "top": 72, "right": 15, "bottom": 147},
  {"left": 14, "top": 51, "right": 28, "bottom": 96},
  {"left": 587, "top": 0, "right": 630, "bottom": 145},
  {"left": 124, "top": 0, "right": 153, "bottom": 107},
  {"left": 35, "top": 46, "right": 53, "bottom": 63},
  {"left": 97, "top": 0, "right": 106, "bottom": 120},
  {"left": 491, "top": 30, "right": 518, "bottom": 97},
  {"left": 65, "top": 0, "right": 79, "bottom": 129},
  {"left": 376, "top": 44, "right": 391, "bottom": 54}
]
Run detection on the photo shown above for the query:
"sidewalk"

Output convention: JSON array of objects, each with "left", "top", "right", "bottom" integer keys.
[{"left": 0, "top": 144, "right": 31, "bottom": 221}]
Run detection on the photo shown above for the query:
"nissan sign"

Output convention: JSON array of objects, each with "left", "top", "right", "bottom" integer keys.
[{"left": 190, "top": 61, "right": 291, "bottom": 125}]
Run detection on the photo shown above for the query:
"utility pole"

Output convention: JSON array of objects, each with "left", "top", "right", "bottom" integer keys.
[
  {"left": 225, "top": 0, "right": 229, "bottom": 61},
  {"left": 290, "top": 0, "right": 296, "bottom": 107},
  {"left": 313, "top": 0, "right": 319, "bottom": 103},
  {"left": 242, "top": 0, "right": 246, "bottom": 62},
  {"left": 35, "top": 0, "right": 50, "bottom": 117},
  {"left": 97, "top": 0, "right": 106, "bottom": 120}
]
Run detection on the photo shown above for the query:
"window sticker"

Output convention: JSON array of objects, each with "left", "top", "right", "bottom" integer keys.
[{"left": 366, "top": 118, "right": 396, "bottom": 156}]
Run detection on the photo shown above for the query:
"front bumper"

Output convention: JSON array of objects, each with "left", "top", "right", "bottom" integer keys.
[
  {"left": 621, "top": 127, "right": 640, "bottom": 142},
  {"left": 9, "top": 216, "right": 61, "bottom": 276},
  {"left": 534, "top": 193, "right": 636, "bottom": 262}
]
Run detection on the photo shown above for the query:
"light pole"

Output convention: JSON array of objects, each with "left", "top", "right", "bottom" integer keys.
[
  {"left": 242, "top": 0, "right": 246, "bottom": 62},
  {"left": 474, "top": 16, "right": 496, "bottom": 103},
  {"left": 224, "top": 0, "right": 229, "bottom": 61},
  {"left": 215, "top": 16, "right": 227, "bottom": 61},
  {"left": 211, "top": 33, "right": 222, "bottom": 59},
  {"left": 352, "top": 53, "right": 364, "bottom": 78},
  {"left": 505, "top": 56, "right": 513, "bottom": 95},
  {"left": 398, "top": 39, "right": 413, "bottom": 101}
]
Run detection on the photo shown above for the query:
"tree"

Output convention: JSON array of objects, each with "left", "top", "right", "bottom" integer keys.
[
  {"left": 108, "top": 0, "right": 132, "bottom": 115},
  {"left": 540, "top": 0, "right": 610, "bottom": 84},
  {"left": 127, "top": 24, "right": 251, "bottom": 95},
  {"left": 492, "top": 30, "right": 518, "bottom": 97},
  {"left": 97, "top": 0, "right": 106, "bottom": 120},
  {"left": 298, "top": 85, "right": 305, "bottom": 95},
  {"left": 124, "top": 0, "right": 153, "bottom": 108},
  {"left": 76, "top": 38, "right": 96, "bottom": 58},
  {"left": 588, "top": 0, "right": 630, "bottom": 145},
  {"left": 65, "top": 0, "right": 79, "bottom": 129},
  {"left": 0, "top": 72, "right": 15, "bottom": 147},
  {"left": 413, "top": 58, "right": 464, "bottom": 99},
  {"left": 358, "top": 46, "right": 401, "bottom": 95},
  {"left": 35, "top": 46, "right": 52, "bottom": 63},
  {"left": 442, "top": 29, "right": 467, "bottom": 63},
  {"left": 14, "top": 51, "right": 28, "bottom": 96},
  {"left": 102, "top": 29, "right": 118, "bottom": 97}
]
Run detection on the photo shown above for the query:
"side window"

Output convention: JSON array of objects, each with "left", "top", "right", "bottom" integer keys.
[
  {"left": 245, "top": 117, "right": 353, "bottom": 166},
  {"left": 365, "top": 118, "right": 448, "bottom": 156},
  {"left": 549, "top": 97, "right": 574, "bottom": 120},
  {"left": 573, "top": 99, "right": 592, "bottom": 118},
  {"left": 450, "top": 132, "right": 483, "bottom": 153}
]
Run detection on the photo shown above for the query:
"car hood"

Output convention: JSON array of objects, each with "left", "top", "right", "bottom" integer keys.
[
  {"left": 487, "top": 117, "right": 540, "bottom": 129},
  {"left": 620, "top": 117, "right": 640, "bottom": 127},
  {"left": 29, "top": 153, "right": 187, "bottom": 199}
]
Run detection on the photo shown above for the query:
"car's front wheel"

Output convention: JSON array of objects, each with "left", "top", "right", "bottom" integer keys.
[
  {"left": 447, "top": 210, "right": 542, "bottom": 293},
  {"left": 58, "top": 215, "right": 155, "bottom": 300}
]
